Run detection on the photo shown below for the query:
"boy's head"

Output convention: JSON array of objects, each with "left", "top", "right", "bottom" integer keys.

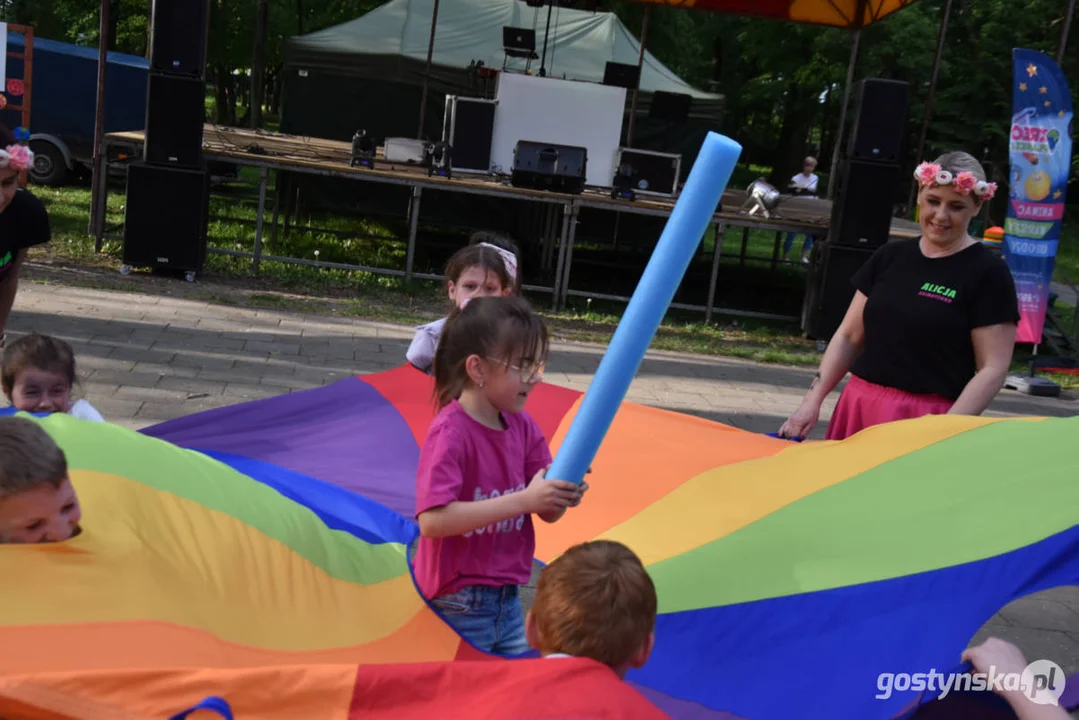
[
  {"left": 526, "top": 540, "right": 657, "bottom": 677},
  {"left": 2, "top": 333, "right": 78, "bottom": 414},
  {"left": 0, "top": 417, "right": 81, "bottom": 543}
]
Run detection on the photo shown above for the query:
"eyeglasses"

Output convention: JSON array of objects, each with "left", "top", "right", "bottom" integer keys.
[{"left": 486, "top": 357, "right": 546, "bottom": 383}]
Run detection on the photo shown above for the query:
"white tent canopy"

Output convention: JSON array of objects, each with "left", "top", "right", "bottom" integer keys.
[{"left": 286, "top": 0, "right": 720, "bottom": 106}]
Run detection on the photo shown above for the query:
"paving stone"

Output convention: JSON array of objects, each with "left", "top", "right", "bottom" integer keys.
[
  {"left": 999, "top": 595, "right": 1079, "bottom": 634},
  {"left": 245, "top": 339, "right": 300, "bottom": 355},
  {"left": 221, "top": 330, "right": 278, "bottom": 343},
  {"left": 80, "top": 383, "right": 120, "bottom": 400},
  {"left": 114, "top": 385, "right": 191, "bottom": 403},
  {"left": 223, "top": 382, "right": 284, "bottom": 400},
  {"left": 88, "top": 370, "right": 166, "bottom": 389},
  {"left": 135, "top": 401, "right": 195, "bottom": 422},
  {"left": 133, "top": 362, "right": 199, "bottom": 378},
  {"left": 89, "top": 397, "right": 146, "bottom": 421},
  {"left": 170, "top": 353, "right": 236, "bottom": 371},
  {"left": 110, "top": 346, "right": 176, "bottom": 364},
  {"left": 258, "top": 374, "right": 325, "bottom": 391},
  {"left": 200, "top": 336, "right": 247, "bottom": 352},
  {"left": 968, "top": 623, "right": 1079, "bottom": 675},
  {"left": 155, "top": 376, "right": 228, "bottom": 397}
]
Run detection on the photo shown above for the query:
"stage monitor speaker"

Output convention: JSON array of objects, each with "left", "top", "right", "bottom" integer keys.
[
  {"left": 443, "top": 96, "right": 496, "bottom": 173},
  {"left": 123, "top": 163, "right": 209, "bottom": 273},
  {"left": 144, "top": 73, "right": 205, "bottom": 168},
  {"left": 511, "top": 140, "right": 587, "bottom": 195},
  {"left": 603, "top": 62, "right": 640, "bottom": 90},
  {"left": 503, "top": 27, "right": 538, "bottom": 58},
  {"left": 829, "top": 159, "right": 900, "bottom": 249},
  {"left": 149, "top": 0, "right": 210, "bottom": 77},
  {"left": 802, "top": 242, "right": 875, "bottom": 341},
  {"left": 848, "top": 78, "right": 909, "bottom": 164},
  {"left": 649, "top": 91, "right": 691, "bottom": 123},
  {"left": 615, "top": 148, "right": 681, "bottom": 197}
]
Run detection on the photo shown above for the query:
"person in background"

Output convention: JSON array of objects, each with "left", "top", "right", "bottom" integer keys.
[
  {"left": 0, "top": 124, "right": 49, "bottom": 348},
  {"left": 406, "top": 231, "right": 520, "bottom": 375},
  {"left": 782, "top": 156, "right": 820, "bottom": 264},
  {"left": 779, "top": 151, "right": 1017, "bottom": 441},
  {"left": 0, "top": 416, "right": 82, "bottom": 544},
  {"left": 960, "top": 638, "right": 1071, "bottom": 720},
  {"left": 2, "top": 334, "right": 105, "bottom": 422}
]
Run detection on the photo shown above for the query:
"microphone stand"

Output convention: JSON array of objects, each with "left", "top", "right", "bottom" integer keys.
[{"left": 539, "top": 0, "right": 554, "bottom": 76}]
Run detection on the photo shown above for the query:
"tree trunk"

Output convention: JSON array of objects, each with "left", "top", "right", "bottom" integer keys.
[
  {"left": 106, "top": 0, "right": 119, "bottom": 50},
  {"left": 215, "top": 64, "right": 230, "bottom": 124},
  {"left": 145, "top": 0, "right": 153, "bottom": 57},
  {"left": 297, "top": 0, "right": 303, "bottom": 35},
  {"left": 771, "top": 84, "right": 813, "bottom": 189},
  {"left": 251, "top": 0, "right": 269, "bottom": 128},
  {"left": 270, "top": 65, "right": 283, "bottom": 115}
]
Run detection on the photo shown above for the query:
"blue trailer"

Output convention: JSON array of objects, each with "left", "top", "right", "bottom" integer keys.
[{"left": 2, "top": 32, "right": 149, "bottom": 185}]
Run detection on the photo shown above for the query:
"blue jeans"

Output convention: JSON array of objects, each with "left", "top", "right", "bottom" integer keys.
[
  {"left": 430, "top": 584, "right": 530, "bottom": 656},
  {"left": 784, "top": 232, "right": 815, "bottom": 255}
]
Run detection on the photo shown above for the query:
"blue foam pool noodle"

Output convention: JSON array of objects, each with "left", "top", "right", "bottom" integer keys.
[{"left": 547, "top": 132, "right": 742, "bottom": 484}]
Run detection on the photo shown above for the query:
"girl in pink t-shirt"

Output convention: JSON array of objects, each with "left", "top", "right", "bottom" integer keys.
[{"left": 414, "top": 295, "right": 587, "bottom": 656}]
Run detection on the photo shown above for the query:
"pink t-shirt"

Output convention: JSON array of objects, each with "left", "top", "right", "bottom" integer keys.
[{"left": 414, "top": 400, "right": 552, "bottom": 599}]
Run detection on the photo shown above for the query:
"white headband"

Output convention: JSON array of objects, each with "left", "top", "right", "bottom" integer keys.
[{"left": 479, "top": 242, "right": 518, "bottom": 282}]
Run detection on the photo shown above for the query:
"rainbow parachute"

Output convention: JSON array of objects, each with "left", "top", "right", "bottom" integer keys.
[{"left": 1, "top": 366, "right": 1077, "bottom": 719}]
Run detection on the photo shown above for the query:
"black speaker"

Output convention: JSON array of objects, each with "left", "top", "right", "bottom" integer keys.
[
  {"left": 144, "top": 73, "right": 205, "bottom": 168},
  {"left": 603, "top": 62, "right": 640, "bottom": 90},
  {"left": 615, "top": 148, "right": 681, "bottom": 197},
  {"left": 848, "top": 78, "right": 910, "bottom": 164},
  {"left": 149, "top": 0, "right": 210, "bottom": 77},
  {"left": 829, "top": 159, "right": 900, "bottom": 249},
  {"left": 649, "top": 91, "right": 691, "bottom": 123},
  {"left": 802, "top": 243, "right": 875, "bottom": 341},
  {"left": 123, "top": 163, "right": 210, "bottom": 273},
  {"left": 511, "top": 141, "right": 587, "bottom": 194}
]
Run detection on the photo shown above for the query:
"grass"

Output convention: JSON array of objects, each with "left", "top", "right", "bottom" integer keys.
[{"left": 28, "top": 172, "right": 822, "bottom": 365}]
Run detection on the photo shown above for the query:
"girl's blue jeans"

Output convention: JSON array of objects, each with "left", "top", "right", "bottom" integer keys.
[{"left": 430, "top": 584, "right": 531, "bottom": 656}]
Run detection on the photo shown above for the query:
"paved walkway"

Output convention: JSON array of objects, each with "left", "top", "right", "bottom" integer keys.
[{"left": 8, "top": 280, "right": 1079, "bottom": 682}]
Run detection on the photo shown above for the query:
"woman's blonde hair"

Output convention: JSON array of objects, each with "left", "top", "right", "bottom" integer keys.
[{"left": 931, "top": 151, "right": 987, "bottom": 182}]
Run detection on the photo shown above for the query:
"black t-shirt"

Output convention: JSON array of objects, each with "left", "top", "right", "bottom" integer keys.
[
  {"left": 0, "top": 189, "right": 50, "bottom": 281},
  {"left": 849, "top": 238, "right": 1019, "bottom": 400}
]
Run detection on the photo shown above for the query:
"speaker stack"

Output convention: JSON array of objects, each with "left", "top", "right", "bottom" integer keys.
[
  {"left": 802, "top": 78, "right": 910, "bottom": 340},
  {"left": 122, "top": 0, "right": 212, "bottom": 278}
]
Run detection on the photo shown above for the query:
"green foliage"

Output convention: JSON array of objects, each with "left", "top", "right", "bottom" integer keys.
[{"left": 5, "top": 0, "right": 1079, "bottom": 205}]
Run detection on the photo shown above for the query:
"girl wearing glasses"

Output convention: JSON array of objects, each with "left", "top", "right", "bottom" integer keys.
[{"left": 412, "top": 295, "right": 587, "bottom": 656}]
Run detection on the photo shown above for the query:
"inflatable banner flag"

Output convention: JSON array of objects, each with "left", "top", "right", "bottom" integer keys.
[{"left": 1005, "top": 48, "right": 1073, "bottom": 344}]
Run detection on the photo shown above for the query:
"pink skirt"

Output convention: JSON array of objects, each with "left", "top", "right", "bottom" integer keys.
[{"left": 825, "top": 374, "right": 954, "bottom": 441}]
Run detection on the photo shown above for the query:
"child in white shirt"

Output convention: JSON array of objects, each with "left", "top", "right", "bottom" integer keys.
[
  {"left": 2, "top": 333, "right": 104, "bottom": 422},
  {"left": 406, "top": 232, "right": 520, "bottom": 374},
  {"left": 783, "top": 156, "right": 820, "bottom": 264}
]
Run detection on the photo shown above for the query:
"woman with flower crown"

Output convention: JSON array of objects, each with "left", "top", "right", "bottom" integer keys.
[
  {"left": 779, "top": 151, "right": 1019, "bottom": 441},
  {"left": 0, "top": 123, "right": 48, "bottom": 349}
]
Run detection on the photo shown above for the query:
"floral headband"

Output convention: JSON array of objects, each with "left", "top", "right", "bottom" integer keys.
[
  {"left": 0, "top": 144, "right": 33, "bottom": 172},
  {"left": 478, "top": 242, "right": 518, "bottom": 282},
  {"left": 913, "top": 162, "right": 997, "bottom": 200}
]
